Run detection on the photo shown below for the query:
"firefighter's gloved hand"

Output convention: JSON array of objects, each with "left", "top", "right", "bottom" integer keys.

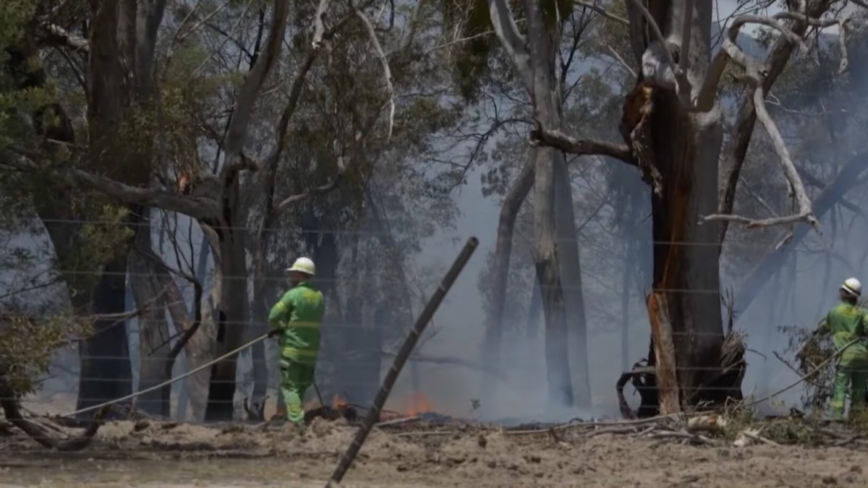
[{"left": 267, "top": 329, "right": 281, "bottom": 338}]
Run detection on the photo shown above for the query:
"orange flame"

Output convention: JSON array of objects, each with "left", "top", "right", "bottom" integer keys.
[
  {"left": 332, "top": 393, "right": 348, "bottom": 409},
  {"left": 405, "top": 391, "right": 435, "bottom": 416}
]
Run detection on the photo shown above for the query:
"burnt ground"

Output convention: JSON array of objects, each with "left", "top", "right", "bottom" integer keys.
[{"left": 3, "top": 416, "right": 868, "bottom": 487}]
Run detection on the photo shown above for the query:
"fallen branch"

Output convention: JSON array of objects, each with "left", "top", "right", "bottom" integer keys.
[
  {"left": 0, "top": 377, "right": 108, "bottom": 451},
  {"left": 375, "top": 416, "right": 421, "bottom": 427},
  {"left": 585, "top": 426, "right": 640, "bottom": 437},
  {"left": 326, "top": 238, "right": 478, "bottom": 488},
  {"left": 647, "top": 429, "right": 715, "bottom": 445},
  {"left": 743, "top": 339, "right": 857, "bottom": 409}
]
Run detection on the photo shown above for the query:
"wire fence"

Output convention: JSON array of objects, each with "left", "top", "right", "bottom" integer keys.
[
  {"left": 13, "top": 324, "right": 817, "bottom": 415},
  {"left": 0, "top": 217, "right": 848, "bottom": 451},
  {"left": 2, "top": 216, "right": 829, "bottom": 250}
]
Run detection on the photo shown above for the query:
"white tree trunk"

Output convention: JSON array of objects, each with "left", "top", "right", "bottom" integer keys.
[{"left": 128, "top": 217, "right": 172, "bottom": 417}]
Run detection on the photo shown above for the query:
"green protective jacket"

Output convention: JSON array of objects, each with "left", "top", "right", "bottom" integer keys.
[
  {"left": 268, "top": 282, "right": 326, "bottom": 366},
  {"left": 818, "top": 302, "right": 868, "bottom": 366}
]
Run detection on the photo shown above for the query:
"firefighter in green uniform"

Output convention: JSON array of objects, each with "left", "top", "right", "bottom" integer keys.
[
  {"left": 268, "top": 257, "right": 325, "bottom": 425},
  {"left": 810, "top": 278, "right": 868, "bottom": 420}
]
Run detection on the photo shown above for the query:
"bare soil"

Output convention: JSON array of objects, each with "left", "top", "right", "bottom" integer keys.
[{"left": 2, "top": 418, "right": 868, "bottom": 487}]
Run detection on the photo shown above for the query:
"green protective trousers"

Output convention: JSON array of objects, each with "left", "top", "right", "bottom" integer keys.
[
  {"left": 280, "top": 359, "right": 315, "bottom": 424},
  {"left": 832, "top": 360, "right": 868, "bottom": 420}
]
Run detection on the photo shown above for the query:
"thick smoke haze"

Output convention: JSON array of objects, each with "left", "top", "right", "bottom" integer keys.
[{"left": 4, "top": 0, "right": 867, "bottom": 424}]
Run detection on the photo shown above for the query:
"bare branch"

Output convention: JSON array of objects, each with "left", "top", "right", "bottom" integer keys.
[
  {"left": 606, "top": 45, "right": 636, "bottom": 79},
  {"left": 775, "top": 12, "right": 851, "bottom": 74},
  {"left": 574, "top": 1, "right": 628, "bottom": 25},
  {"left": 704, "top": 88, "right": 818, "bottom": 230},
  {"left": 312, "top": 0, "right": 331, "bottom": 49},
  {"left": 355, "top": 8, "right": 395, "bottom": 140},
  {"left": 38, "top": 23, "right": 89, "bottom": 52},
  {"left": 277, "top": 156, "right": 349, "bottom": 209},
  {"left": 529, "top": 124, "right": 634, "bottom": 165},
  {"left": 488, "top": 0, "right": 532, "bottom": 89},
  {"left": 699, "top": 13, "right": 808, "bottom": 111},
  {"left": 220, "top": 0, "right": 290, "bottom": 176}
]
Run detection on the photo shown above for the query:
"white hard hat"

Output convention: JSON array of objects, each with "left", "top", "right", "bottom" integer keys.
[
  {"left": 842, "top": 277, "right": 862, "bottom": 297},
  {"left": 286, "top": 257, "right": 315, "bottom": 276}
]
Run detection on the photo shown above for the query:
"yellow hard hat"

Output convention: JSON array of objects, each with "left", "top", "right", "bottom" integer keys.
[{"left": 287, "top": 257, "right": 315, "bottom": 276}]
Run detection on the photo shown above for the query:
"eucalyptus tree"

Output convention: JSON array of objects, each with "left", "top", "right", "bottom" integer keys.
[{"left": 533, "top": 0, "right": 860, "bottom": 414}]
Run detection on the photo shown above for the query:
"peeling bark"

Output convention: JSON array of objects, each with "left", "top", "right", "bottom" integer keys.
[{"left": 623, "top": 1, "right": 735, "bottom": 414}]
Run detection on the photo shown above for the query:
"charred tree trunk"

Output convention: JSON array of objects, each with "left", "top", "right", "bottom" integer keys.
[
  {"left": 76, "top": 0, "right": 135, "bottom": 415},
  {"left": 77, "top": 261, "right": 134, "bottom": 415},
  {"left": 204, "top": 221, "right": 249, "bottom": 421},
  {"left": 647, "top": 94, "right": 724, "bottom": 412},
  {"left": 625, "top": 1, "right": 738, "bottom": 415}
]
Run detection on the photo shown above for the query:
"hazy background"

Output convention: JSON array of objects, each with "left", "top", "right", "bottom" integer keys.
[{"left": 6, "top": 0, "right": 866, "bottom": 423}]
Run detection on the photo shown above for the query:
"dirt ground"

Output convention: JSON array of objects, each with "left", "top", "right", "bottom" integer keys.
[{"left": 3, "top": 418, "right": 868, "bottom": 487}]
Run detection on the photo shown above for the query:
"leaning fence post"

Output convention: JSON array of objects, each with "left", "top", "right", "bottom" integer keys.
[{"left": 326, "top": 237, "right": 479, "bottom": 487}]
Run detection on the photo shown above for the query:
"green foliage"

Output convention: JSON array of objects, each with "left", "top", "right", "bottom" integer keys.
[
  {"left": 57, "top": 205, "right": 134, "bottom": 294},
  {"left": 447, "top": 0, "right": 495, "bottom": 100},
  {"left": 0, "top": 315, "right": 89, "bottom": 396}
]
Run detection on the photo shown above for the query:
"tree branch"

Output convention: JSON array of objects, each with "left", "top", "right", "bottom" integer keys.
[
  {"left": 698, "top": 13, "right": 807, "bottom": 112},
  {"left": 528, "top": 123, "right": 634, "bottom": 165},
  {"left": 487, "top": 0, "right": 532, "bottom": 89},
  {"left": 574, "top": 1, "right": 628, "bottom": 25},
  {"left": 70, "top": 168, "right": 220, "bottom": 220},
  {"left": 276, "top": 156, "right": 348, "bottom": 209},
  {"left": 312, "top": 0, "right": 331, "bottom": 49},
  {"left": 0, "top": 376, "right": 108, "bottom": 451},
  {"left": 775, "top": 12, "right": 850, "bottom": 74},
  {"left": 37, "top": 23, "right": 90, "bottom": 52},
  {"left": 220, "top": 0, "right": 290, "bottom": 180},
  {"left": 702, "top": 10, "right": 832, "bottom": 231},
  {"left": 704, "top": 85, "right": 818, "bottom": 230},
  {"left": 355, "top": 8, "right": 395, "bottom": 140}
]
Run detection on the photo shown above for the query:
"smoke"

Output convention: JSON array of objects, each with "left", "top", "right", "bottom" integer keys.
[{"left": 405, "top": 11, "right": 868, "bottom": 423}]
